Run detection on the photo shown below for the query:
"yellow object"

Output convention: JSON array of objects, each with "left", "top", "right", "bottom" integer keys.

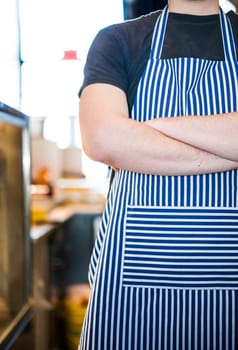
[
  {"left": 64, "top": 298, "right": 88, "bottom": 350},
  {"left": 31, "top": 197, "right": 55, "bottom": 223},
  {"left": 31, "top": 207, "right": 48, "bottom": 223}
]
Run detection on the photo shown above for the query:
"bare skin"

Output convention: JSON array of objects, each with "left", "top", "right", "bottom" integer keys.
[
  {"left": 169, "top": 0, "right": 219, "bottom": 15},
  {"left": 146, "top": 113, "right": 238, "bottom": 162},
  {"left": 79, "top": 0, "right": 238, "bottom": 176}
]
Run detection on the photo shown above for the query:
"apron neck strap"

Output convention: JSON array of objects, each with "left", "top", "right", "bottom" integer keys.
[
  {"left": 219, "top": 8, "right": 237, "bottom": 62},
  {"left": 150, "top": 6, "right": 169, "bottom": 60},
  {"left": 150, "top": 6, "right": 237, "bottom": 62}
]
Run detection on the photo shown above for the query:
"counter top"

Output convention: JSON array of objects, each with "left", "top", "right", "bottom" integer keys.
[
  {"left": 30, "top": 201, "right": 105, "bottom": 241},
  {"left": 47, "top": 201, "right": 105, "bottom": 223},
  {"left": 30, "top": 224, "right": 56, "bottom": 241}
]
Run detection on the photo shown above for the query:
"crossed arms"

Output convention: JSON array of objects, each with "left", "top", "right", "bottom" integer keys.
[{"left": 79, "top": 83, "right": 238, "bottom": 176}]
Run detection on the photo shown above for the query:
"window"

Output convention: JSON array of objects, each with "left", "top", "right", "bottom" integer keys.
[
  {"left": 19, "top": 0, "right": 123, "bottom": 180},
  {"left": 0, "top": 0, "right": 20, "bottom": 108}
]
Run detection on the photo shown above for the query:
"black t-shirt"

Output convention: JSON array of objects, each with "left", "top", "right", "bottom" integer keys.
[{"left": 79, "top": 10, "right": 238, "bottom": 112}]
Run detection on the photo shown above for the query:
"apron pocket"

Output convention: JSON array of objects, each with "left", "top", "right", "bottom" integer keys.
[{"left": 122, "top": 206, "right": 238, "bottom": 289}]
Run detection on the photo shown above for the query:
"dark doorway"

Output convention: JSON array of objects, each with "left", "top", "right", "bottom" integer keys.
[{"left": 123, "top": 0, "right": 168, "bottom": 19}]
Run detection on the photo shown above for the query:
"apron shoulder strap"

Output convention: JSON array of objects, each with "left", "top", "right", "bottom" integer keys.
[{"left": 228, "top": 11, "right": 238, "bottom": 60}]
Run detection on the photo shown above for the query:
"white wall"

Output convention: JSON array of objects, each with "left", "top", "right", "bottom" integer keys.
[{"left": 0, "top": 0, "right": 21, "bottom": 108}]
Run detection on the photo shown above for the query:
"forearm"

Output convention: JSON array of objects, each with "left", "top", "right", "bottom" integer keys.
[
  {"left": 80, "top": 112, "right": 238, "bottom": 176},
  {"left": 80, "top": 84, "right": 238, "bottom": 176},
  {"left": 82, "top": 115, "right": 198, "bottom": 175},
  {"left": 146, "top": 112, "right": 238, "bottom": 161},
  {"left": 111, "top": 130, "right": 237, "bottom": 175}
]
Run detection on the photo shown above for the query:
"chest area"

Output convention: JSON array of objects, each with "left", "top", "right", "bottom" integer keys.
[{"left": 132, "top": 57, "right": 238, "bottom": 118}]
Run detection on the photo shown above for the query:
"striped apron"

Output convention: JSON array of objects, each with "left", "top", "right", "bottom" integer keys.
[{"left": 79, "top": 7, "right": 238, "bottom": 350}]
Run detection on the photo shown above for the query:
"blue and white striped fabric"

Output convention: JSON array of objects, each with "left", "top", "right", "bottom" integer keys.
[
  {"left": 79, "top": 6, "right": 238, "bottom": 350},
  {"left": 124, "top": 207, "right": 238, "bottom": 289}
]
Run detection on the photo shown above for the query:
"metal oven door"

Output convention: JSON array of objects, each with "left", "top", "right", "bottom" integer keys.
[{"left": 0, "top": 104, "right": 31, "bottom": 349}]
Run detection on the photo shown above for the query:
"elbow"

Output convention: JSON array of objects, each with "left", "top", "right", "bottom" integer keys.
[
  {"left": 81, "top": 137, "right": 101, "bottom": 162},
  {"left": 81, "top": 133, "right": 111, "bottom": 164}
]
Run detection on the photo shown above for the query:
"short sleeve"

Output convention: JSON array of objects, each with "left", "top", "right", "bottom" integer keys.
[{"left": 79, "top": 24, "right": 129, "bottom": 97}]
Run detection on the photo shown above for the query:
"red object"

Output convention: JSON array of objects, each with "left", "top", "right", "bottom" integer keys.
[{"left": 63, "top": 50, "right": 78, "bottom": 60}]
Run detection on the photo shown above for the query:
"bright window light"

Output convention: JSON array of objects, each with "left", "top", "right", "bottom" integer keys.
[
  {"left": 19, "top": 0, "right": 123, "bottom": 182},
  {"left": 19, "top": 0, "right": 124, "bottom": 61}
]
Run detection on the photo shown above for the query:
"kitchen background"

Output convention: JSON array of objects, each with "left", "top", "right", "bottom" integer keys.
[{"left": 0, "top": 1, "right": 237, "bottom": 350}]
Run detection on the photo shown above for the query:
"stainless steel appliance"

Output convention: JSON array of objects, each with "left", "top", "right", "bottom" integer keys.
[{"left": 0, "top": 102, "right": 31, "bottom": 349}]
